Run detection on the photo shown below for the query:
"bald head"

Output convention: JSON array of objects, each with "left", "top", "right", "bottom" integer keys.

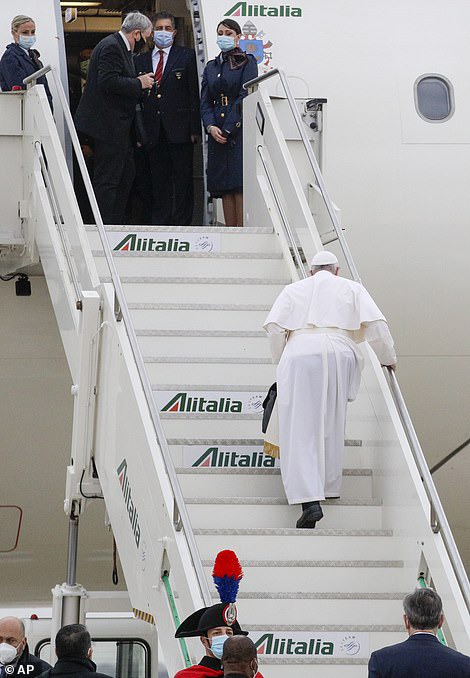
[
  {"left": 222, "top": 636, "right": 258, "bottom": 677},
  {"left": 0, "top": 617, "right": 27, "bottom": 659}
]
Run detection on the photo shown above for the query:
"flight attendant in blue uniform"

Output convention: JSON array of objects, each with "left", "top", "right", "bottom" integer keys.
[
  {"left": 200, "top": 19, "right": 258, "bottom": 227},
  {"left": 0, "top": 14, "right": 53, "bottom": 111}
]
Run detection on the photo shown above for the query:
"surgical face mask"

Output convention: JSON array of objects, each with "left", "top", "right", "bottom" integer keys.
[
  {"left": 0, "top": 642, "right": 18, "bottom": 664},
  {"left": 154, "top": 30, "right": 173, "bottom": 48},
  {"left": 210, "top": 634, "right": 229, "bottom": 660},
  {"left": 18, "top": 35, "right": 36, "bottom": 50},
  {"left": 216, "top": 35, "right": 236, "bottom": 52}
]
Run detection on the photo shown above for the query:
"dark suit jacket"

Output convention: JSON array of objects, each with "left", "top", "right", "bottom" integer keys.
[
  {"left": 0, "top": 43, "right": 53, "bottom": 109},
  {"left": 134, "top": 45, "right": 200, "bottom": 146},
  {"left": 75, "top": 32, "right": 142, "bottom": 142},
  {"left": 368, "top": 632, "right": 470, "bottom": 677}
]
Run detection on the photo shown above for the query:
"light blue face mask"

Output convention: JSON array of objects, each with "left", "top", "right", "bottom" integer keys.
[
  {"left": 154, "top": 30, "right": 173, "bottom": 48},
  {"left": 216, "top": 35, "right": 236, "bottom": 52},
  {"left": 210, "top": 634, "right": 229, "bottom": 660},
  {"left": 19, "top": 35, "right": 36, "bottom": 50}
]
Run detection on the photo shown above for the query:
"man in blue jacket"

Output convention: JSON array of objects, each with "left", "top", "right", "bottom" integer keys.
[
  {"left": 368, "top": 588, "right": 470, "bottom": 677},
  {"left": 134, "top": 11, "right": 200, "bottom": 225}
]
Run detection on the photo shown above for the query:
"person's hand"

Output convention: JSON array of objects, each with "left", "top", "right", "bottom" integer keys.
[
  {"left": 383, "top": 363, "right": 397, "bottom": 371},
  {"left": 191, "top": 134, "right": 201, "bottom": 144},
  {"left": 138, "top": 73, "right": 154, "bottom": 89},
  {"left": 210, "top": 126, "right": 227, "bottom": 144}
]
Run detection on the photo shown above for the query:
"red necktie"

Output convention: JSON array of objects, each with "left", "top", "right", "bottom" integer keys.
[{"left": 155, "top": 50, "right": 164, "bottom": 85}]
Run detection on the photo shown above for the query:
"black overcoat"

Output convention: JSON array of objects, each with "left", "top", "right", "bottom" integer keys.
[{"left": 74, "top": 32, "right": 142, "bottom": 142}]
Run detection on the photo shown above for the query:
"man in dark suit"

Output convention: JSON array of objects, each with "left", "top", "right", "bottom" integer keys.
[
  {"left": 74, "top": 12, "right": 154, "bottom": 225},
  {"left": 368, "top": 588, "right": 470, "bottom": 677},
  {"left": 134, "top": 11, "right": 201, "bottom": 226},
  {"left": 222, "top": 636, "right": 258, "bottom": 678}
]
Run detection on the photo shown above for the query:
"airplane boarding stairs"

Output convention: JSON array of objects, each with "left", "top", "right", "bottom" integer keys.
[
  {"left": 2, "top": 76, "right": 470, "bottom": 677},
  {"left": 87, "top": 223, "right": 468, "bottom": 677}
]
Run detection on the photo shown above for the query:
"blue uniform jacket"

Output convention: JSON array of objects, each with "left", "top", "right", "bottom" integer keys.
[
  {"left": 368, "top": 633, "right": 470, "bottom": 677},
  {"left": 0, "top": 43, "right": 53, "bottom": 110},
  {"left": 200, "top": 50, "right": 257, "bottom": 195}
]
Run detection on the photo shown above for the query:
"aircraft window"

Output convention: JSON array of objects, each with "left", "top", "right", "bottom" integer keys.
[
  {"left": 35, "top": 637, "right": 150, "bottom": 677},
  {"left": 415, "top": 75, "right": 454, "bottom": 122}
]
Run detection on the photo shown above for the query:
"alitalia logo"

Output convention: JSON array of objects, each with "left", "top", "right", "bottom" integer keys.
[
  {"left": 161, "top": 392, "right": 242, "bottom": 413},
  {"left": 193, "top": 446, "right": 275, "bottom": 468},
  {"left": 225, "top": 2, "right": 302, "bottom": 17},
  {"left": 117, "top": 459, "right": 141, "bottom": 548},
  {"left": 255, "top": 634, "right": 333, "bottom": 656},
  {"left": 114, "top": 234, "right": 190, "bottom": 252}
]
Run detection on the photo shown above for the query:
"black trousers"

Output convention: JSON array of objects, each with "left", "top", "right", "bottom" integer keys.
[
  {"left": 93, "top": 137, "right": 135, "bottom": 225},
  {"left": 148, "top": 141, "right": 194, "bottom": 226}
]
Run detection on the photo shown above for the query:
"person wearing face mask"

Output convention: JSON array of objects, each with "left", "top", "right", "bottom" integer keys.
[
  {"left": 74, "top": 12, "right": 154, "bottom": 225},
  {"left": 222, "top": 636, "right": 258, "bottom": 678},
  {"left": 37, "top": 624, "right": 112, "bottom": 678},
  {"left": 0, "top": 616, "right": 51, "bottom": 677},
  {"left": 173, "top": 551, "right": 264, "bottom": 678},
  {"left": 0, "top": 15, "right": 53, "bottom": 110},
  {"left": 200, "top": 19, "right": 258, "bottom": 227},
  {"left": 134, "top": 11, "right": 201, "bottom": 226}
]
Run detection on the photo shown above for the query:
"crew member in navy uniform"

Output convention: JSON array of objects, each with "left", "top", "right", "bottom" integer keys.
[
  {"left": 200, "top": 19, "right": 258, "bottom": 227},
  {"left": 0, "top": 15, "right": 53, "bottom": 110},
  {"left": 74, "top": 12, "right": 154, "bottom": 225},
  {"left": 135, "top": 11, "right": 201, "bottom": 226},
  {"left": 0, "top": 616, "right": 51, "bottom": 677}
]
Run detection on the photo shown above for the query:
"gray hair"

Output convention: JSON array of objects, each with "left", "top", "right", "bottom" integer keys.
[
  {"left": 121, "top": 12, "right": 152, "bottom": 34},
  {"left": 403, "top": 588, "right": 442, "bottom": 630},
  {"left": 311, "top": 263, "right": 338, "bottom": 275},
  {"left": 11, "top": 15, "right": 34, "bottom": 32}
]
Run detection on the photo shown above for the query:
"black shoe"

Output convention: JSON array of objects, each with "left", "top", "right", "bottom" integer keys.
[{"left": 296, "top": 505, "right": 323, "bottom": 529}]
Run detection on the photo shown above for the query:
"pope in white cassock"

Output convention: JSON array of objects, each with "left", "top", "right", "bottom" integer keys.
[{"left": 264, "top": 251, "right": 397, "bottom": 528}]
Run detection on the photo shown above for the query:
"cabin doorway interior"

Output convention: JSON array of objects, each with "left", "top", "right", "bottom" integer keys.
[{"left": 61, "top": 0, "right": 204, "bottom": 225}]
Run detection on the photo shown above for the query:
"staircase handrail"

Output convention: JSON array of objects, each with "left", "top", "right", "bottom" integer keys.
[
  {"left": 244, "top": 67, "right": 360, "bottom": 283},
  {"left": 245, "top": 68, "right": 470, "bottom": 614},
  {"left": 23, "top": 65, "right": 212, "bottom": 607}
]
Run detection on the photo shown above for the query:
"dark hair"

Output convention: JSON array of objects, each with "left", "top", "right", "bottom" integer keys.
[
  {"left": 55, "top": 624, "right": 91, "bottom": 659},
  {"left": 403, "top": 588, "right": 443, "bottom": 630},
  {"left": 152, "top": 11, "right": 176, "bottom": 28},
  {"left": 222, "top": 636, "right": 257, "bottom": 664},
  {"left": 217, "top": 19, "right": 242, "bottom": 35}
]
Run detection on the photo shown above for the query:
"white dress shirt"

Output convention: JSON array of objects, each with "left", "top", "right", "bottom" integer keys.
[
  {"left": 118, "top": 31, "right": 131, "bottom": 51},
  {"left": 152, "top": 45, "right": 171, "bottom": 74}
]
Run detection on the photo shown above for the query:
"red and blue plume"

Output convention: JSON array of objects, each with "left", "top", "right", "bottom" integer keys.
[{"left": 212, "top": 550, "right": 244, "bottom": 604}]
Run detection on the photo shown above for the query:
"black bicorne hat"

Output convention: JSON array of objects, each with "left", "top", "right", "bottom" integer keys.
[{"left": 175, "top": 602, "right": 248, "bottom": 638}]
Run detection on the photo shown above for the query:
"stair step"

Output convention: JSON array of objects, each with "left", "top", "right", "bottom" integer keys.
[
  {"left": 195, "top": 532, "right": 406, "bottom": 561},
  {"left": 147, "top": 359, "right": 274, "bottom": 385},
  {"left": 136, "top": 329, "right": 269, "bottom": 358},
  {"left": 160, "top": 411, "right": 384, "bottom": 448},
  {"left": 187, "top": 503, "right": 382, "bottom": 529},
  {"left": 97, "top": 253, "right": 286, "bottom": 277},
  {"left": 131, "top": 308, "right": 268, "bottom": 331},
  {"left": 233, "top": 598, "right": 403, "bottom": 625},
  {"left": 187, "top": 496, "right": 379, "bottom": 505},
  {"left": 89, "top": 224, "right": 275, "bottom": 234},
  {"left": 86, "top": 225, "right": 279, "bottom": 253},
  {"left": 117, "top": 279, "right": 287, "bottom": 304},
  {"left": 176, "top": 469, "right": 372, "bottom": 499},
  {"left": 202, "top": 565, "right": 411, "bottom": 594}
]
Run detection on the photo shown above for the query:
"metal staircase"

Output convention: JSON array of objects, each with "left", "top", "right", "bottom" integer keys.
[
  {"left": 87, "top": 222, "right": 462, "bottom": 676},
  {"left": 1, "top": 62, "right": 469, "bottom": 677}
]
